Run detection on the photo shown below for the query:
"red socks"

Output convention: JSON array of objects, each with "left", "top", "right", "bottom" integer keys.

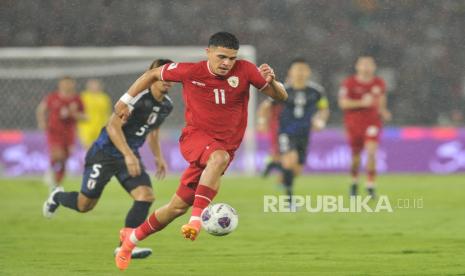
[
  {"left": 130, "top": 184, "right": 217, "bottom": 244},
  {"left": 134, "top": 212, "right": 166, "bottom": 241},
  {"left": 190, "top": 185, "right": 217, "bottom": 223}
]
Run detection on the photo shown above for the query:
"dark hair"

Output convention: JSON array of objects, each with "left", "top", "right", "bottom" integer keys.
[
  {"left": 149, "top": 58, "right": 173, "bottom": 70},
  {"left": 288, "top": 58, "right": 309, "bottom": 69},
  {"left": 208, "top": 32, "right": 239, "bottom": 50}
]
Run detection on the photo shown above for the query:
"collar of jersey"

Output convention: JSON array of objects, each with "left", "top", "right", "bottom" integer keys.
[{"left": 206, "top": 61, "right": 232, "bottom": 79}]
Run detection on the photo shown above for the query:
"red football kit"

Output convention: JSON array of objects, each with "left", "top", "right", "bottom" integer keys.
[
  {"left": 44, "top": 91, "right": 84, "bottom": 149},
  {"left": 339, "top": 75, "right": 386, "bottom": 154},
  {"left": 160, "top": 60, "right": 267, "bottom": 204}
]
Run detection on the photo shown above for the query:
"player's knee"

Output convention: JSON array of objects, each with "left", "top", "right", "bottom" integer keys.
[
  {"left": 77, "top": 203, "right": 94, "bottom": 213},
  {"left": 209, "top": 151, "right": 230, "bottom": 170},
  {"left": 136, "top": 193, "right": 155, "bottom": 203},
  {"left": 131, "top": 186, "right": 155, "bottom": 202}
]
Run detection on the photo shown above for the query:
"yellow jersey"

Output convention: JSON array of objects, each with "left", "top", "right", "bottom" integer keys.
[{"left": 78, "top": 90, "right": 111, "bottom": 148}]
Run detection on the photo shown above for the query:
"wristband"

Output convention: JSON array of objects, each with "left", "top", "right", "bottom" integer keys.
[{"left": 120, "top": 93, "right": 134, "bottom": 105}]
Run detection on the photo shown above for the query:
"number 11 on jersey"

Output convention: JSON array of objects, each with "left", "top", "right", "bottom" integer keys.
[{"left": 213, "top": 89, "right": 226, "bottom": 104}]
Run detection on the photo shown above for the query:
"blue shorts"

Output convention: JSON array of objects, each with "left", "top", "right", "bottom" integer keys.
[
  {"left": 81, "top": 145, "right": 151, "bottom": 198},
  {"left": 278, "top": 133, "right": 310, "bottom": 165}
]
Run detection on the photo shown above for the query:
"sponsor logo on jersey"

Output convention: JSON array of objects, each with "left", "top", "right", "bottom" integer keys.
[
  {"left": 191, "top": 80, "right": 206, "bottom": 87},
  {"left": 227, "top": 76, "right": 239, "bottom": 88}
]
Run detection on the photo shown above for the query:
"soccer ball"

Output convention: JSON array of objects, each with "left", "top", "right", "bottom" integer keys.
[{"left": 201, "top": 203, "right": 238, "bottom": 236}]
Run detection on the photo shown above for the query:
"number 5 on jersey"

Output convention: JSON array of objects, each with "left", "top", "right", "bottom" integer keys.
[{"left": 213, "top": 89, "right": 226, "bottom": 104}]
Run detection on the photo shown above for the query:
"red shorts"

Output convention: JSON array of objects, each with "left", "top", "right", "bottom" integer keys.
[
  {"left": 176, "top": 127, "right": 236, "bottom": 205},
  {"left": 46, "top": 129, "right": 75, "bottom": 151},
  {"left": 345, "top": 121, "right": 382, "bottom": 155}
]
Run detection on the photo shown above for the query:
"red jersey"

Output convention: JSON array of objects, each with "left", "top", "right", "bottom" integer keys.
[
  {"left": 45, "top": 91, "right": 84, "bottom": 134},
  {"left": 161, "top": 60, "right": 267, "bottom": 148},
  {"left": 339, "top": 75, "right": 386, "bottom": 125}
]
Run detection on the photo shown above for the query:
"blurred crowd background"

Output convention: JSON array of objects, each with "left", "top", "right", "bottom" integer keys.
[{"left": 1, "top": 0, "right": 465, "bottom": 128}]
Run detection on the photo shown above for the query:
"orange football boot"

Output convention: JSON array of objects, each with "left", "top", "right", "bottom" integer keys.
[{"left": 181, "top": 220, "right": 201, "bottom": 241}]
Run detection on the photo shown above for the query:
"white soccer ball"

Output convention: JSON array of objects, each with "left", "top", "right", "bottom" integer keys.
[{"left": 201, "top": 203, "right": 238, "bottom": 236}]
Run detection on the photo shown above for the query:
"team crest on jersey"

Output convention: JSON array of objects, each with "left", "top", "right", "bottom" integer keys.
[
  {"left": 167, "top": 63, "right": 178, "bottom": 70},
  {"left": 227, "top": 76, "right": 239, "bottom": 88},
  {"left": 371, "top": 86, "right": 382, "bottom": 95}
]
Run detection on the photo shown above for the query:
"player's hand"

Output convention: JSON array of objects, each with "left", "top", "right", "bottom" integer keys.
[
  {"left": 259, "top": 64, "right": 275, "bottom": 83},
  {"left": 124, "top": 153, "right": 141, "bottom": 177},
  {"left": 381, "top": 109, "right": 392, "bottom": 122},
  {"left": 312, "top": 118, "right": 326, "bottom": 131},
  {"left": 361, "top": 94, "right": 374, "bottom": 108},
  {"left": 115, "top": 100, "right": 131, "bottom": 123},
  {"left": 155, "top": 158, "right": 167, "bottom": 180}
]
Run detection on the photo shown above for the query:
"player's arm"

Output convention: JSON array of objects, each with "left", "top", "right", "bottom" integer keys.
[
  {"left": 36, "top": 100, "right": 47, "bottom": 130},
  {"left": 258, "top": 64, "right": 288, "bottom": 101},
  {"left": 114, "top": 67, "right": 163, "bottom": 121},
  {"left": 106, "top": 113, "right": 141, "bottom": 177},
  {"left": 70, "top": 110, "right": 87, "bottom": 121},
  {"left": 146, "top": 129, "right": 167, "bottom": 180},
  {"left": 70, "top": 98, "right": 87, "bottom": 121},
  {"left": 379, "top": 93, "right": 392, "bottom": 122},
  {"left": 312, "top": 97, "right": 330, "bottom": 131},
  {"left": 256, "top": 99, "right": 272, "bottom": 132},
  {"left": 338, "top": 86, "right": 373, "bottom": 110}
]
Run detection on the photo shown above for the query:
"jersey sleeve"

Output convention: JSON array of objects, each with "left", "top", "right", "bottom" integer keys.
[
  {"left": 160, "top": 62, "right": 193, "bottom": 83},
  {"left": 378, "top": 78, "right": 387, "bottom": 95},
  {"left": 245, "top": 61, "right": 268, "bottom": 90}
]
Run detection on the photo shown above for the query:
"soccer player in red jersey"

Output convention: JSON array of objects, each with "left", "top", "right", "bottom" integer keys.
[
  {"left": 114, "top": 32, "right": 287, "bottom": 270},
  {"left": 338, "top": 56, "right": 391, "bottom": 198},
  {"left": 36, "top": 76, "right": 85, "bottom": 189}
]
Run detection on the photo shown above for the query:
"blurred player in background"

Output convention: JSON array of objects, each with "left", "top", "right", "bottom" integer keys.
[
  {"left": 114, "top": 32, "right": 287, "bottom": 270},
  {"left": 36, "top": 76, "right": 85, "bottom": 190},
  {"left": 257, "top": 97, "right": 283, "bottom": 177},
  {"left": 43, "top": 59, "right": 174, "bottom": 259},
  {"left": 278, "top": 59, "right": 329, "bottom": 205},
  {"left": 78, "top": 79, "right": 111, "bottom": 149},
  {"left": 338, "top": 56, "right": 391, "bottom": 198}
]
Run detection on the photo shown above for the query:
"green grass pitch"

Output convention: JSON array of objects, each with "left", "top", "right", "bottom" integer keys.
[{"left": 1, "top": 174, "right": 464, "bottom": 275}]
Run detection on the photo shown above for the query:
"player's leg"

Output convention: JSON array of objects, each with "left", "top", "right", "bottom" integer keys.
[
  {"left": 47, "top": 144, "right": 68, "bottom": 189},
  {"left": 348, "top": 133, "right": 363, "bottom": 197},
  {"left": 115, "top": 168, "right": 155, "bottom": 259},
  {"left": 43, "top": 149, "right": 112, "bottom": 218},
  {"left": 281, "top": 150, "right": 299, "bottom": 202},
  {"left": 116, "top": 168, "right": 199, "bottom": 270},
  {"left": 181, "top": 149, "right": 229, "bottom": 240},
  {"left": 263, "top": 153, "right": 282, "bottom": 178},
  {"left": 278, "top": 133, "right": 300, "bottom": 202},
  {"left": 364, "top": 140, "right": 378, "bottom": 198}
]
